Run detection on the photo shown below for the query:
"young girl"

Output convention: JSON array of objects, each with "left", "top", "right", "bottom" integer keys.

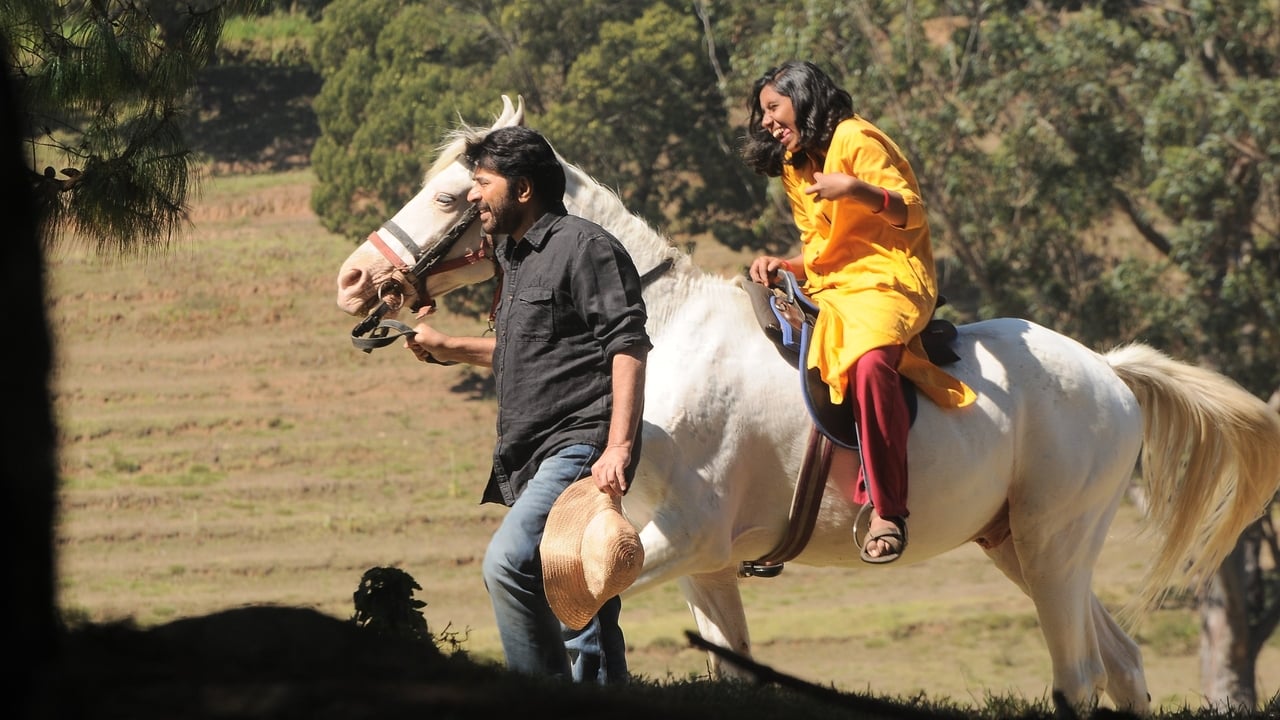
[{"left": 743, "top": 61, "right": 976, "bottom": 563}]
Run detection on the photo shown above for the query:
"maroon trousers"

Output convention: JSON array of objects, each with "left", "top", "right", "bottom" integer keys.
[{"left": 849, "top": 344, "right": 910, "bottom": 519}]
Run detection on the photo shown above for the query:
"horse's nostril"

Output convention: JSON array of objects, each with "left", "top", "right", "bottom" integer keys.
[{"left": 338, "top": 266, "right": 365, "bottom": 293}]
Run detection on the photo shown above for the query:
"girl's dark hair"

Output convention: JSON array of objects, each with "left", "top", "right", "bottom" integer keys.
[
  {"left": 463, "top": 125, "right": 566, "bottom": 208},
  {"left": 740, "top": 61, "right": 854, "bottom": 177}
]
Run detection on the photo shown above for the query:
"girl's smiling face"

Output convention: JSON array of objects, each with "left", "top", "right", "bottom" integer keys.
[{"left": 758, "top": 84, "right": 799, "bottom": 152}]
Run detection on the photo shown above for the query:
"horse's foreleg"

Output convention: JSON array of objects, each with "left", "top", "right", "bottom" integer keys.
[{"left": 677, "top": 567, "right": 752, "bottom": 680}]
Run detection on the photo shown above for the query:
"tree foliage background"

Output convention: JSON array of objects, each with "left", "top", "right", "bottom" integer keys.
[
  {"left": 310, "top": 0, "right": 1278, "bottom": 400},
  {"left": 7, "top": 1, "right": 1273, "bottom": 394},
  {"left": 3, "top": 0, "right": 270, "bottom": 254}
]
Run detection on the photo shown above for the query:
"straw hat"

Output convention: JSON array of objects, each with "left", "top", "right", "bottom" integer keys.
[{"left": 540, "top": 478, "right": 644, "bottom": 631}]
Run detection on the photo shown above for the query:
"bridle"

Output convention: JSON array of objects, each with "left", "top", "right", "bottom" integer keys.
[
  {"left": 350, "top": 206, "right": 677, "bottom": 355},
  {"left": 350, "top": 204, "right": 494, "bottom": 352}
]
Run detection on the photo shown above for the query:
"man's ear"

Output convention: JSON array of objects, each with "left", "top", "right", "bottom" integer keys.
[{"left": 514, "top": 177, "right": 534, "bottom": 203}]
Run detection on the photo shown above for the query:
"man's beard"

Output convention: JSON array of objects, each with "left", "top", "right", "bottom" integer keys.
[{"left": 481, "top": 187, "right": 520, "bottom": 236}]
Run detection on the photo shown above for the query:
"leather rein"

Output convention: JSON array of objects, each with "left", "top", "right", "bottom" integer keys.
[{"left": 350, "top": 204, "right": 491, "bottom": 353}]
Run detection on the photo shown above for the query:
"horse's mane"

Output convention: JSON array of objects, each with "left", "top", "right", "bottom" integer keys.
[
  {"left": 558, "top": 160, "right": 684, "bottom": 265},
  {"left": 425, "top": 123, "right": 484, "bottom": 180},
  {"left": 424, "top": 120, "right": 691, "bottom": 279}
]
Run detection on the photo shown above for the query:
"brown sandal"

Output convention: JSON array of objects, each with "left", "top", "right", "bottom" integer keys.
[{"left": 855, "top": 506, "right": 907, "bottom": 564}]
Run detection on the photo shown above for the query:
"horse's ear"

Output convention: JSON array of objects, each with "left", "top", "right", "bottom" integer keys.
[
  {"left": 494, "top": 95, "right": 514, "bottom": 129},
  {"left": 493, "top": 95, "right": 526, "bottom": 130}
]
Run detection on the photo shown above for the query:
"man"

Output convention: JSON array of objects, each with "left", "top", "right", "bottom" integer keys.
[{"left": 404, "top": 126, "right": 650, "bottom": 684}]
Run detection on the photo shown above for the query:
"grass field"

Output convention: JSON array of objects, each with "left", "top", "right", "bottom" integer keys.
[{"left": 48, "top": 167, "right": 1280, "bottom": 712}]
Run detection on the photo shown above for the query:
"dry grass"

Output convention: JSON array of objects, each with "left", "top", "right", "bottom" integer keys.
[{"left": 49, "top": 168, "right": 1280, "bottom": 711}]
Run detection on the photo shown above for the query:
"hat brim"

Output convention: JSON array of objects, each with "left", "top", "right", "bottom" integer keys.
[{"left": 541, "top": 478, "right": 644, "bottom": 630}]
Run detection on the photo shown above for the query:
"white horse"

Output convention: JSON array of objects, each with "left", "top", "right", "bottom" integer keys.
[{"left": 334, "top": 96, "right": 1280, "bottom": 711}]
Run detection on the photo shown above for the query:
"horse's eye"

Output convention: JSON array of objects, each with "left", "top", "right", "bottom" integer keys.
[{"left": 436, "top": 193, "right": 457, "bottom": 206}]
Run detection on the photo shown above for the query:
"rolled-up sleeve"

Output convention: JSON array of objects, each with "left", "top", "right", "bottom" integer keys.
[{"left": 572, "top": 234, "right": 651, "bottom": 359}]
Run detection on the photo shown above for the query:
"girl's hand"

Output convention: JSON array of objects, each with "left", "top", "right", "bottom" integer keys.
[
  {"left": 804, "top": 171, "right": 858, "bottom": 201},
  {"left": 749, "top": 256, "right": 790, "bottom": 286}
]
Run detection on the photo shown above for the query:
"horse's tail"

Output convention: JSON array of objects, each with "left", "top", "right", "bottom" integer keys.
[{"left": 1105, "top": 343, "right": 1280, "bottom": 615}]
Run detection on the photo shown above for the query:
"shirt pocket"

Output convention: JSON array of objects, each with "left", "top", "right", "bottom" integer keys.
[{"left": 510, "top": 286, "right": 554, "bottom": 342}]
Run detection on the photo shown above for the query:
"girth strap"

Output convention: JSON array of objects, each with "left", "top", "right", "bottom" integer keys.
[{"left": 738, "top": 426, "right": 834, "bottom": 577}]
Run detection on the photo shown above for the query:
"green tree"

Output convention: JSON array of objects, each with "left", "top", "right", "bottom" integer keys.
[
  {"left": 3, "top": 0, "right": 264, "bottom": 254},
  {"left": 717, "top": 1, "right": 1277, "bottom": 388},
  {"left": 310, "top": 0, "right": 493, "bottom": 239},
  {"left": 539, "top": 2, "right": 753, "bottom": 238},
  {"left": 310, "top": 0, "right": 756, "bottom": 316},
  {"left": 310, "top": 0, "right": 488, "bottom": 237},
  {"left": 310, "top": 0, "right": 754, "bottom": 243}
]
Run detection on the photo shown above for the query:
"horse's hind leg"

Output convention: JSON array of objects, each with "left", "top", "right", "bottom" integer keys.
[
  {"left": 677, "top": 567, "right": 753, "bottom": 680},
  {"left": 981, "top": 533, "right": 1148, "bottom": 712},
  {"left": 1091, "top": 595, "right": 1149, "bottom": 711}
]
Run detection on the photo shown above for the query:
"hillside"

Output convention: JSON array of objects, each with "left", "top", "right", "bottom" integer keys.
[
  {"left": 188, "top": 62, "right": 321, "bottom": 175},
  {"left": 38, "top": 53, "right": 1280, "bottom": 720}
]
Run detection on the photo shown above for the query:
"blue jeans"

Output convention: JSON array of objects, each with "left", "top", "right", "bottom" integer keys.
[{"left": 481, "top": 443, "right": 629, "bottom": 683}]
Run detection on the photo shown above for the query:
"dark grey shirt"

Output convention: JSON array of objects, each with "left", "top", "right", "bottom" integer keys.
[{"left": 482, "top": 209, "right": 651, "bottom": 506}]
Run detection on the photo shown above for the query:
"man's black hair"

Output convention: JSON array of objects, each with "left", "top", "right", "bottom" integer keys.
[{"left": 463, "top": 126, "right": 567, "bottom": 209}]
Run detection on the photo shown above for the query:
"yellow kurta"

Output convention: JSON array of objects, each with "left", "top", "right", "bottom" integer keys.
[{"left": 782, "top": 116, "right": 975, "bottom": 409}]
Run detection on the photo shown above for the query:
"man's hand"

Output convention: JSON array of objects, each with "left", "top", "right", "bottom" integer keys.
[
  {"left": 403, "top": 317, "right": 496, "bottom": 369},
  {"left": 591, "top": 445, "right": 631, "bottom": 497},
  {"left": 405, "top": 321, "right": 451, "bottom": 364}
]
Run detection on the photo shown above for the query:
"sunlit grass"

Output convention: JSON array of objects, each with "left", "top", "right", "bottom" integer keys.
[
  {"left": 219, "top": 11, "right": 315, "bottom": 64},
  {"left": 48, "top": 168, "right": 1279, "bottom": 718}
]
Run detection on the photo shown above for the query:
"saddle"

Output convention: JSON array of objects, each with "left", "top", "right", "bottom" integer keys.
[
  {"left": 737, "top": 272, "right": 962, "bottom": 577},
  {"left": 743, "top": 271, "right": 960, "bottom": 448}
]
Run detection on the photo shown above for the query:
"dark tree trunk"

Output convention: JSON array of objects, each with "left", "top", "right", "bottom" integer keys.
[
  {"left": 3, "top": 37, "right": 62, "bottom": 720},
  {"left": 1199, "top": 394, "right": 1280, "bottom": 710},
  {"left": 1199, "top": 537, "right": 1259, "bottom": 709}
]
